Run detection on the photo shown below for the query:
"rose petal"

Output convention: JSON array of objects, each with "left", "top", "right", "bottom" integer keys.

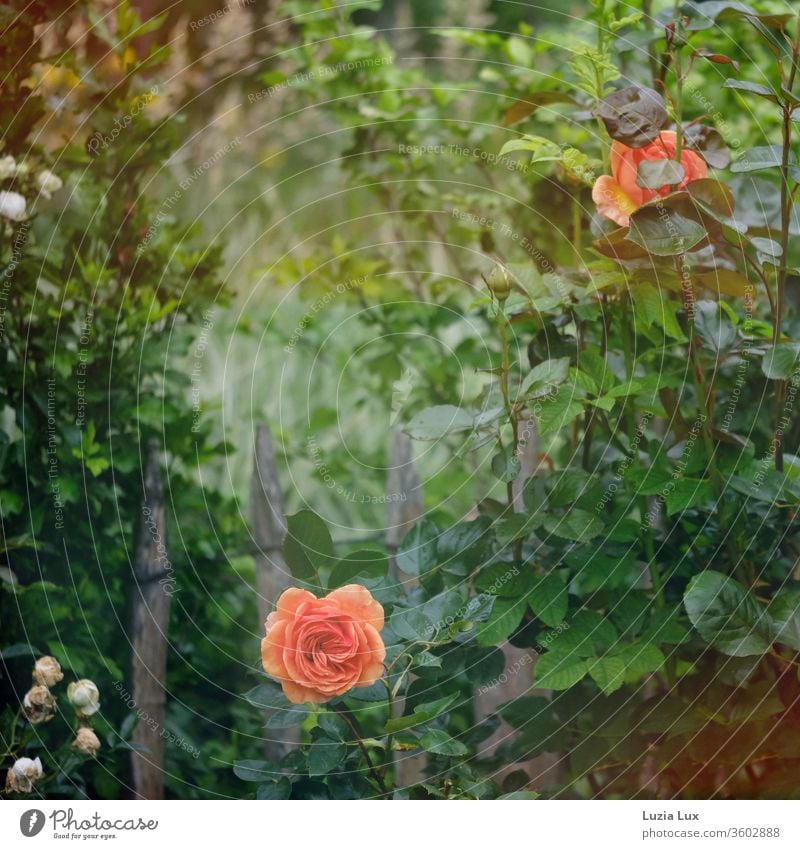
[
  {"left": 325, "top": 584, "right": 384, "bottom": 631},
  {"left": 261, "top": 620, "right": 289, "bottom": 677},
  {"left": 592, "top": 175, "right": 638, "bottom": 228},
  {"left": 276, "top": 587, "right": 317, "bottom": 621}
]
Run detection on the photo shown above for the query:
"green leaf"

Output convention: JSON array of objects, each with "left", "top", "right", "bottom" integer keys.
[
  {"left": 389, "top": 606, "right": 433, "bottom": 641},
  {"left": 317, "top": 711, "right": 349, "bottom": 741},
  {"left": 684, "top": 570, "right": 773, "bottom": 657},
  {"left": 243, "top": 683, "right": 292, "bottom": 710},
  {"left": 404, "top": 405, "right": 474, "bottom": 440},
  {"left": 723, "top": 79, "right": 779, "bottom": 101},
  {"left": 266, "top": 706, "right": 312, "bottom": 728},
  {"left": 768, "top": 589, "right": 800, "bottom": 651},
  {"left": 328, "top": 548, "right": 388, "bottom": 588},
  {"left": 665, "top": 478, "right": 715, "bottom": 515},
  {"left": 395, "top": 520, "right": 439, "bottom": 577},
  {"left": 731, "top": 145, "right": 799, "bottom": 177},
  {"left": 587, "top": 655, "right": 627, "bottom": 695},
  {"left": 519, "top": 357, "right": 571, "bottom": 397},
  {"left": 630, "top": 283, "right": 685, "bottom": 340},
  {"left": 542, "top": 509, "right": 604, "bottom": 541},
  {"left": 419, "top": 728, "right": 469, "bottom": 756},
  {"left": 493, "top": 512, "right": 542, "bottom": 547},
  {"left": 491, "top": 447, "right": 521, "bottom": 483},
  {"left": 527, "top": 574, "right": 568, "bottom": 627},
  {"left": 534, "top": 651, "right": 588, "bottom": 690},
  {"left": 307, "top": 738, "right": 346, "bottom": 776},
  {"left": 476, "top": 597, "right": 526, "bottom": 647},
  {"left": 256, "top": 778, "right": 292, "bottom": 799},
  {"left": 627, "top": 206, "right": 707, "bottom": 256},
  {"left": 533, "top": 386, "right": 584, "bottom": 435},
  {"left": 234, "top": 759, "right": 273, "bottom": 782},
  {"left": 761, "top": 343, "right": 800, "bottom": 380},
  {"left": 384, "top": 694, "right": 460, "bottom": 733},
  {"left": 694, "top": 300, "right": 738, "bottom": 353},
  {"left": 283, "top": 510, "right": 334, "bottom": 583},
  {"left": 636, "top": 159, "right": 685, "bottom": 189},
  {"left": 615, "top": 643, "right": 665, "bottom": 683}
]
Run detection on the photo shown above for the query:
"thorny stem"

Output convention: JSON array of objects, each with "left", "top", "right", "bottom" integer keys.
[
  {"left": 497, "top": 303, "right": 523, "bottom": 564},
  {"left": 771, "top": 25, "right": 800, "bottom": 471},
  {"left": 620, "top": 300, "right": 663, "bottom": 609},
  {"left": 331, "top": 705, "right": 389, "bottom": 796}
]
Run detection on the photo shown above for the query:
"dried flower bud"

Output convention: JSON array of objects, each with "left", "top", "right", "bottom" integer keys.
[
  {"left": 67, "top": 679, "right": 100, "bottom": 718},
  {"left": 4, "top": 757, "right": 43, "bottom": 794},
  {"left": 23, "top": 685, "right": 56, "bottom": 725},
  {"left": 71, "top": 726, "right": 101, "bottom": 756},
  {"left": 486, "top": 264, "right": 512, "bottom": 301},
  {"left": 33, "top": 655, "right": 63, "bottom": 688}
]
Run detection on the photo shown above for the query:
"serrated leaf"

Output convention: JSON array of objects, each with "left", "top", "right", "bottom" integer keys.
[
  {"left": 627, "top": 206, "right": 707, "bottom": 256},
  {"left": 542, "top": 509, "right": 604, "bottom": 541},
  {"left": 684, "top": 570, "right": 773, "bottom": 657},
  {"left": 587, "top": 655, "right": 627, "bottom": 694},
  {"left": 527, "top": 574, "right": 568, "bottom": 627},
  {"left": 476, "top": 596, "right": 526, "bottom": 647},
  {"left": 419, "top": 728, "right": 469, "bottom": 756},
  {"left": 761, "top": 343, "right": 800, "bottom": 380},
  {"left": 768, "top": 588, "right": 800, "bottom": 651},
  {"left": 234, "top": 759, "right": 273, "bottom": 782},
  {"left": 283, "top": 510, "right": 334, "bottom": 583},
  {"left": 308, "top": 738, "right": 346, "bottom": 775},
  {"left": 404, "top": 405, "right": 474, "bottom": 440},
  {"left": 636, "top": 159, "right": 685, "bottom": 189},
  {"left": 328, "top": 548, "right": 388, "bottom": 588},
  {"left": 395, "top": 520, "right": 439, "bottom": 577},
  {"left": 534, "top": 651, "right": 588, "bottom": 690},
  {"left": 256, "top": 778, "right": 292, "bottom": 799}
]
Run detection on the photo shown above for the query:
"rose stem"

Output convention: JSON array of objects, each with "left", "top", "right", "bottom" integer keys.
[{"left": 331, "top": 704, "right": 389, "bottom": 796}]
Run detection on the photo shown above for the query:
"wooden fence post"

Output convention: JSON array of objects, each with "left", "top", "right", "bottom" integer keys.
[
  {"left": 474, "top": 417, "right": 539, "bottom": 785},
  {"left": 251, "top": 423, "right": 297, "bottom": 758},
  {"left": 385, "top": 427, "right": 426, "bottom": 789},
  {"left": 131, "top": 439, "right": 171, "bottom": 799}
]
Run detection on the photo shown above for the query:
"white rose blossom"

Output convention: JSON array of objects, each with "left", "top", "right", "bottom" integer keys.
[
  {"left": 0, "top": 190, "right": 27, "bottom": 222},
  {"left": 67, "top": 679, "right": 100, "bottom": 718}
]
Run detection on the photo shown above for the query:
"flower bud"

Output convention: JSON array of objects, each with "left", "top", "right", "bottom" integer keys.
[
  {"left": 4, "top": 757, "right": 43, "bottom": 794},
  {"left": 0, "top": 155, "right": 16, "bottom": 179},
  {"left": 33, "top": 655, "right": 63, "bottom": 688},
  {"left": 23, "top": 685, "right": 56, "bottom": 724},
  {"left": 67, "top": 679, "right": 100, "bottom": 718},
  {"left": 71, "top": 727, "right": 101, "bottom": 756},
  {"left": 486, "top": 264, "right": 512, "bottom": 301},
  {"left": 36, "top": 168, "right": 63, "bottom": 199}
]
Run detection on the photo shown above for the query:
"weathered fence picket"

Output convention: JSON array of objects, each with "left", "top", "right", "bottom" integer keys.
[
  {"left": 251, "top": 423, "right": 298, "bottom": 758},
  {"left": 130, "top": 439, "right": 171, "bottom": 799}
]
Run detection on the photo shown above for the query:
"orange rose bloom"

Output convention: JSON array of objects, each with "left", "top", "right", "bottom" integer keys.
[
  {"left": 592, "top": 131, "right": 708, "bottom": 227},
  {"left": 261, "top": 585, "right": 386, "bottom": 704}
]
